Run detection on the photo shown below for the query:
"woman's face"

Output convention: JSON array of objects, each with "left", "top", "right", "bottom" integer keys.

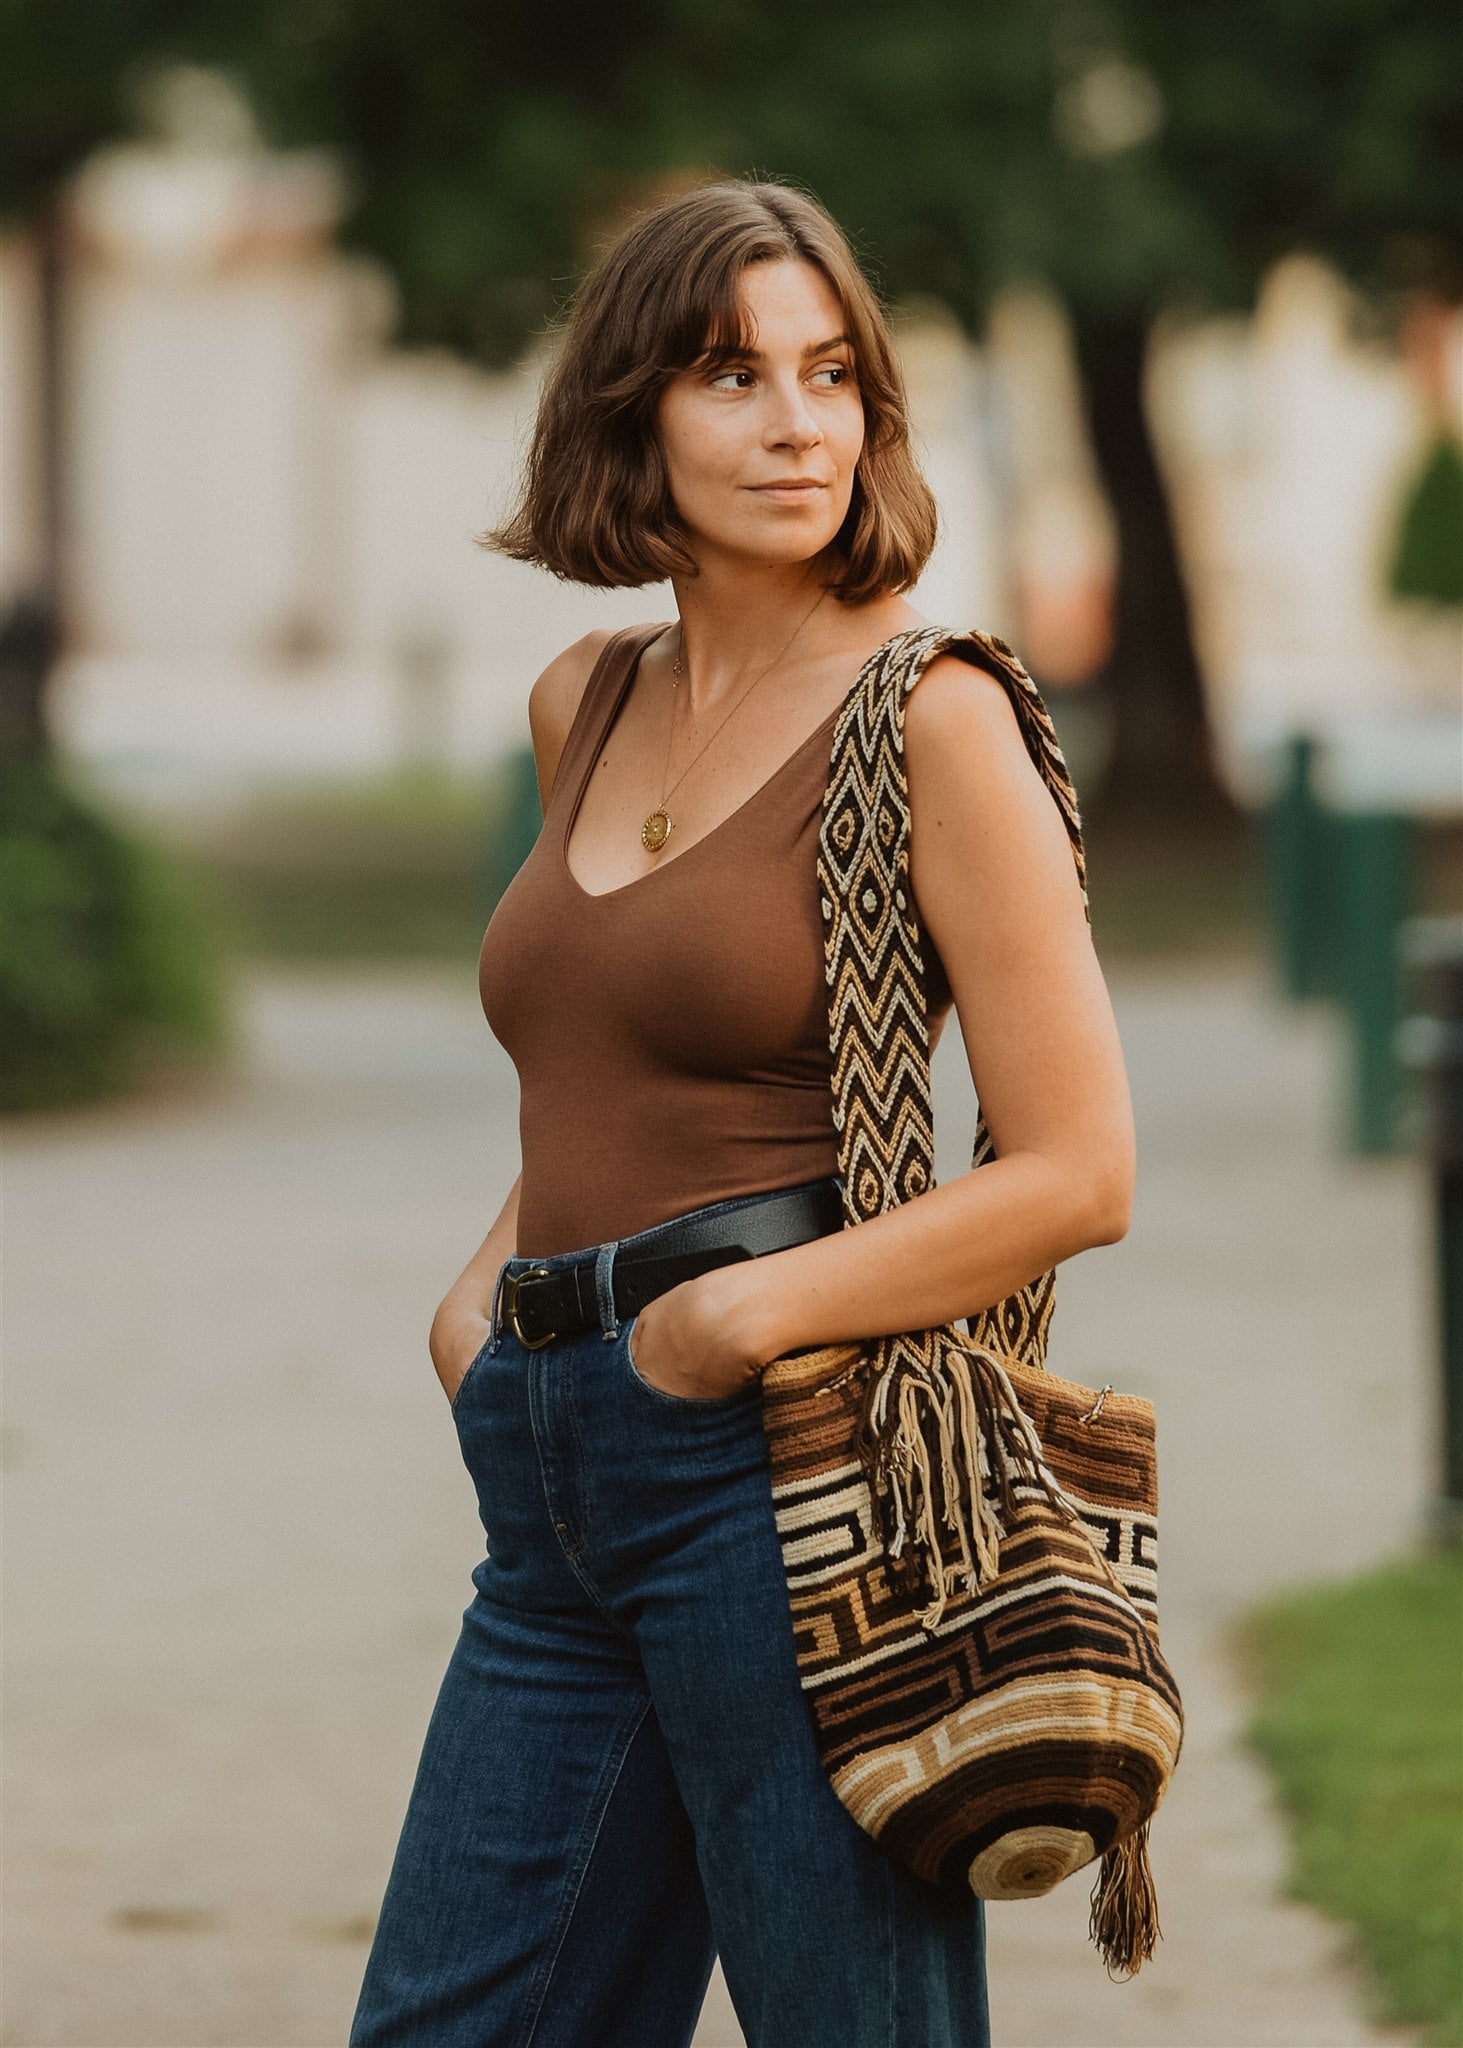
[{"left": 657, "top": 257, "right": 866, "bottom": 577}]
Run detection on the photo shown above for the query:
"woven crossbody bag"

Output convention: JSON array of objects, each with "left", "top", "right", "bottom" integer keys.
[{"left": 759, "top": 625, "right": 1186, "bottom": 1979}]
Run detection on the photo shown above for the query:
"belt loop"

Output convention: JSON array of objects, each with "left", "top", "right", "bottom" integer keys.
[
  {"left": 486, "top": 1258, "right": 512, "bottom": 1354},
  {"left": 594, "top": 1241, "right": 620, "bottom": 1340}
]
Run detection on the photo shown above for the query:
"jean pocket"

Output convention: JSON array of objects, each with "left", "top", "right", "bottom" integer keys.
[{"left": 619, "top": 1313, "right": 760, "bottom": 1410}]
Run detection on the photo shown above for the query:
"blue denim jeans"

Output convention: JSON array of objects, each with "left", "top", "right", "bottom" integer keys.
[{"left": 349, "top": 1185, "right": 990, "bottom": 2048}]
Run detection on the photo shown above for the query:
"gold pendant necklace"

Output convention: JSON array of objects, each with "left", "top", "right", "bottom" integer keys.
[{"left": 641, "top": 589, "right": 826, "bottom": 853}]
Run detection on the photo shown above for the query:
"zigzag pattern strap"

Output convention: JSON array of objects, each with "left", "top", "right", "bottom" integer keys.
[{"left": 817, "top": 624, "right": 1091, "bottom": 1369}]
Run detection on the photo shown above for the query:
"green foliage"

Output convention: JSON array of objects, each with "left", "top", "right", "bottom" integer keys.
[
  {"left": 192, "top": 763, "right": 507, "bottom": 961},
  {"left": 0, "top": 0, "right": 230, "bottom": 220},
  {"left": 1235, "top": 1546, "right": 1463, "bottom": 2047},
  {"left": 0, "top": 759, "right": 231, "bottom": 1112},
  {"left": 215, "top": 0, "right": 1462, "bottom": 364},
  {"left": 2, "top": 0, "right": 1457, "bottom": 345},
  {"left": 1390, "top": 430, "right": 1463, "bottom": 607},
  {"left": 2, "top": 1, "right": 1456, "bottom": 839}
]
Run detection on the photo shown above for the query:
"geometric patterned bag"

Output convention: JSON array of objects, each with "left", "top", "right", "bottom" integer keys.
[{"left": 760, "top": 625, "right": 1185, "bottom": 1978}]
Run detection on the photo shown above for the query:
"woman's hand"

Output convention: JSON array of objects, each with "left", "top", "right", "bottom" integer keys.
[
  {"left": 623, "top": 1268, "right": 769, "bottom": 1401},
  {"left": 429, "top": 1177, "right": 521, "bottom": 1407},
  {"left": 431, "top": 1308, "right": 493, "bottom": 1406}
]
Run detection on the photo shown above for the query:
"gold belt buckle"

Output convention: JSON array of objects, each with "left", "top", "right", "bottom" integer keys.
[{"left": 505, "top": 1266, "right": 556, "bottom": 1349}]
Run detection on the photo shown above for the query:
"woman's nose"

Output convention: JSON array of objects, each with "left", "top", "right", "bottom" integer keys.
[{"left": 763, "top": 380, "right": 822, "bottom": 449}]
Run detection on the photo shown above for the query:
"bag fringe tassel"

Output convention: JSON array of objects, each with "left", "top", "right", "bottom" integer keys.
[
  {"left": 850, "top": 1333, "right": 1082, "bottom": 1629},
  {"left": 826, "top": 1334, "right": 1167, "bottom": 1973},
  {"left": 1088, "top": 1820, "right": 1162, "bottom": 1979}
]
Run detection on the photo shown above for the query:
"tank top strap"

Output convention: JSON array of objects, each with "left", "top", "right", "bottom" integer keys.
[{"left": 546, "top": 623, "right": 668, "bottom": 820}]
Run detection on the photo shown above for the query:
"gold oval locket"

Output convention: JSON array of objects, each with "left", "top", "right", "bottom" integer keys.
[{"left": 641, "top": 809, "right": 672, "bottom": 853}]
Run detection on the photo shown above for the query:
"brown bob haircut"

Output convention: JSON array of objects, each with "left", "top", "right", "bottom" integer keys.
[{"left": 483, "top": 180, "right": 938, "bottom": 603}]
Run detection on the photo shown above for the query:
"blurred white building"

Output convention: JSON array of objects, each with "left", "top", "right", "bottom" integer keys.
[
  {"left": 0, "top": 124, "right": 1456, "bottom": 816},
  {"left": 1149, "top": 258, "right": 1462, "bottom": 803}
]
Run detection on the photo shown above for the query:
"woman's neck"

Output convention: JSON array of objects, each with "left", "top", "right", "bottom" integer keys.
[{"left": 667, "top": 552, "right": 915, "bottom": 704}]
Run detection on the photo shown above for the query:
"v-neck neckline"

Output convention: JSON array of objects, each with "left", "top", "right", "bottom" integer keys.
[{"left": 559, "top": 624, "right": 854, "bottom": 905}]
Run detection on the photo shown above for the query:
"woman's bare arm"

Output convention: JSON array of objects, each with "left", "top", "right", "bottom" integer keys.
[
  {"left": 428, "top": 1175, "right": 522, "bottom": 1399},
  {"left": 427, "top": 630, "right": 615, "bottom": 1398},
  {"left": 525, "top": 628, "right": 617, "bottom": 808},
  {"left": 630, "top": 650, "right": 1136, "bottom": 1394}
]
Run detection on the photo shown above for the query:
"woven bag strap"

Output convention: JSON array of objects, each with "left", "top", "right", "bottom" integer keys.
[{"left": 818, "top": 625, "right": 1090, "bottom": 1369}]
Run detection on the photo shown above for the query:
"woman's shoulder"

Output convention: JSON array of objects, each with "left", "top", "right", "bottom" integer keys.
[
  {"left": 856, "top": 615, "right": 1025, "bottom": 737},
  {"left": 901, "top": 635, "right": 1028, "bottom": 769},
  {"left": 526, "top": 627, "right": 613, "bottom": 753},
  {"left": 899, "top": 629, "right": 1075, "bottom": 866},
  {"left": 900, "top": 633, "right": 1088, "bottom": 936},
  {"left": 526, "top": 621, "right": 669, "bottom": 805}
]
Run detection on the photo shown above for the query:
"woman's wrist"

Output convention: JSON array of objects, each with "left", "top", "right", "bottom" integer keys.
[{"left": 692, "top": 1259, "right": 800, "bottom": 1369}]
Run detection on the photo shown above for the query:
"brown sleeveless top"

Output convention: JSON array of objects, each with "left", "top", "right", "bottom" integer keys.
[{"left": 479, "top": 624, "right": 953, "bottom": 1256}]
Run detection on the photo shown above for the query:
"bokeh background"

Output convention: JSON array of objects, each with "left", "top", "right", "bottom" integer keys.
[{"left": 2, "top": 5, "right": 1460, "bottom": 2044}]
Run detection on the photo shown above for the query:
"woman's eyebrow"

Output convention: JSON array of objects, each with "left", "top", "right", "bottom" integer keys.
[
  {"left": 802, "top": 333, "right": 853, "bottom": 359},
  {"left": 716, "top": 332, "right": 853, "bottom": 363}
]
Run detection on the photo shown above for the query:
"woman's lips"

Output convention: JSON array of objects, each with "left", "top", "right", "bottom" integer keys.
[{"left": 747, "top": 480, "right": 827, "bottom": 500}]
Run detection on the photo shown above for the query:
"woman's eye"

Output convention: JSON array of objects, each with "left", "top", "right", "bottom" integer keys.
[{"left": 705, "top": 363, "right": 852, "bottom": 392}]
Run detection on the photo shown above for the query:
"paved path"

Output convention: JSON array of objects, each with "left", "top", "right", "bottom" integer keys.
[{"left": 3, "top": 956, "right": 1433, "bottom": 2046}]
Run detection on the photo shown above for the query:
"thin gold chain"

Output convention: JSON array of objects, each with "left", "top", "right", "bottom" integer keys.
[{"left": 644, "top": 587, "right": 827, "bottom": 847}]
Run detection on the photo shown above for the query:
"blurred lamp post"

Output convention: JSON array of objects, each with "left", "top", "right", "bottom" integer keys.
[
  {"left": 1399, "top": 916, "right": 1463, "bottom": 1543},
  {"left": 1264, "top": 717, "right": 1459, "bottom": 1153}
]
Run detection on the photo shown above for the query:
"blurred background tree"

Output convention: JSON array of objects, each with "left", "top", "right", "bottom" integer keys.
[
  {"left": 0, "top": 0, "right": 240, "bottom": 1107},
  {"left": 1390, "top": 430, "right": 1463, "bottom": 608},
  {"left": 0, "top": 0, "right": 1457, "bottom": 1103},
  {"left": 0, "top": 0, "right": 245, "bottom": 751},
  {"left": 2, "top": 0, "right": 1457, "bottom": 811},
  {"left": 216, "top": 0, "right": 1461, "bottom": 829}
]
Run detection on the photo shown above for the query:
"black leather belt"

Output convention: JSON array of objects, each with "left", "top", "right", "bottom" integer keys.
[{"left": 501, "top": 1177, "right": 845, "bottom": 1350}]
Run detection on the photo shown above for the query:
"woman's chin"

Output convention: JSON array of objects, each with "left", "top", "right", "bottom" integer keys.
[{"left": 692, "top": 524, "right": 844, "bottom": 576}]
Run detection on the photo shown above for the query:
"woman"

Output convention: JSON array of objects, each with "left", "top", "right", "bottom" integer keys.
[{"left": 349, "top": 179, "right": 1135, "bottom": 2048}]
